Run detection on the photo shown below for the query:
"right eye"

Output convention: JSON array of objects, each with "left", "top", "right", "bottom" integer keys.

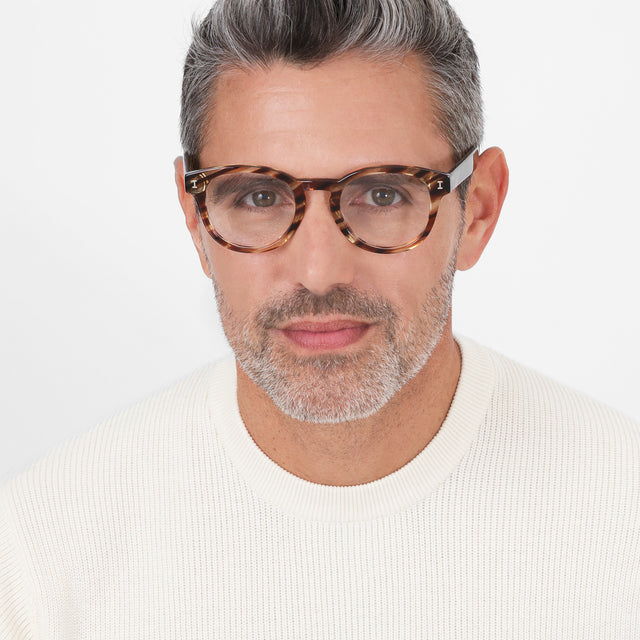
[{"left": 241, "top": 189, "right": 280, "bottom": 208}]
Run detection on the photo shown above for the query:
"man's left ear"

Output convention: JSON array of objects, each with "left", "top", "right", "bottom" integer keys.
[{"left": 455, "top": 146, "right": 509, "bottom": 271}]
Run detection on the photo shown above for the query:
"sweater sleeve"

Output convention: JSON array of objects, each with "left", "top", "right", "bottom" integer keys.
[{"left": 0, "top": 503, "right": 36, "bottom": 640}]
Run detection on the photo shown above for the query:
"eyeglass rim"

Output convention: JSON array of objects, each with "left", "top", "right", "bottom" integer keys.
[{"left": 184, "top": 148, "right": 478, "bottom": 254}]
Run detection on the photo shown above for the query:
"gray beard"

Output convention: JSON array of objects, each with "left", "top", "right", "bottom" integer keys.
[{"left": 212, "top": 255, "right": 456, "bottom": 424}]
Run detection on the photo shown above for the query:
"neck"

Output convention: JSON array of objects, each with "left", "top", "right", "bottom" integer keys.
[{"left": 236, "top": 323, "right": 461, "bottom": 486}]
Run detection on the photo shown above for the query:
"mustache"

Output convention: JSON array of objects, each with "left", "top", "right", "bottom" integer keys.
[{"left": 255, "top": 285, "right": 397, "bottom": 329}]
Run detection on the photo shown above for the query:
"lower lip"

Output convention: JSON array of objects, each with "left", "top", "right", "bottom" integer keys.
[{"left": 279, "top": 325, "right": 370, "bottom": 351}]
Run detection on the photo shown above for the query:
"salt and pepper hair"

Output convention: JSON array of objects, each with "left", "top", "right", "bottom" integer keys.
[{"left": 180, "top": 0, "right": 483, "bottom": 187}]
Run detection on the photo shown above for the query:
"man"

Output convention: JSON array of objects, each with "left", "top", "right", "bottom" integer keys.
[{"left": 1, "top": 0, "right": 638, "bottom": 637}]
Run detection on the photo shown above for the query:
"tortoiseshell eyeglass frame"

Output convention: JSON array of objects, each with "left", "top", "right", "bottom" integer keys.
[{"left": 184, "top": 148, "right": 478, "bottom": 254}]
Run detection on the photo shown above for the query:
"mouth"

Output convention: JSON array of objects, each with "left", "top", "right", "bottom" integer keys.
[{"left": 275, "top": 317, "right": 372, "bottom": 352}]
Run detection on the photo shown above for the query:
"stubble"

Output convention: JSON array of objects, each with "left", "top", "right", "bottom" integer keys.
[{"left": 212, "top": 256, "right": 457, "bottom": 424}]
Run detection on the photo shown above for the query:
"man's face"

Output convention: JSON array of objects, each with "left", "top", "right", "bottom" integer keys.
[{"left": 189, "top": 53, "right": 466, "bottom": 423}]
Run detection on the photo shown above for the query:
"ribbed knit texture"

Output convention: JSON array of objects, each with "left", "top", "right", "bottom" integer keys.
[{"left": 1, "top": 337, "right": 639, "bottom": 639}]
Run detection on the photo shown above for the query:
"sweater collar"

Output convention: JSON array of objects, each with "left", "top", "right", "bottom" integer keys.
[{"left": 206, "top": 335, "right": 493, "bottom": 522}]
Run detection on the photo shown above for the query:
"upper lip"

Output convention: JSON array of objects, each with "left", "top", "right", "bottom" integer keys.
[{"left": 278, "top": 317, "right": 371, "bottom": 332}]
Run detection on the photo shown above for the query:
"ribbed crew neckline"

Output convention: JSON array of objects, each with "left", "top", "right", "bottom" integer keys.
[{"left": 206, "top": 336, "right": 494, "bottom": 522}]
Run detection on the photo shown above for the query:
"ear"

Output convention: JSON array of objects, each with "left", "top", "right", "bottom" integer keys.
[
  {"left": 174, "top": 156, "right": 211, "bottom": 278},
  {"left": 455, "top": 147, "right": 509, "bottom": 271}
]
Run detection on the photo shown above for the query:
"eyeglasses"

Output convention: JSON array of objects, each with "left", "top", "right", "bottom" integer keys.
[{"left": 184, "top": 148, "right": 477, "bottom": 254}]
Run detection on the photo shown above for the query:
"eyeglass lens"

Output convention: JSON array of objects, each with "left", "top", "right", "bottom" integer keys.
[{"left": 204, "top": 171, "right": 433, "bottom": 249}]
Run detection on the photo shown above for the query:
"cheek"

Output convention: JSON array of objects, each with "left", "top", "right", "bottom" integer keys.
[
  {"left": 206, "top": 241, "right": 283, "bottom": 317},
  {"left": 372, "top": 242, "right": 452, "bottom": 313}
]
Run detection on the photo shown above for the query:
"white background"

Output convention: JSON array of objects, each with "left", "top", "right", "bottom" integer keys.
[{"left": 1, "top": 0, "right": 638, "bottom": 483}]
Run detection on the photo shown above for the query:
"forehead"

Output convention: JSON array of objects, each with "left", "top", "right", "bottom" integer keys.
[{"left": 201, "top": 53, "right": 451, "bottom": 175}]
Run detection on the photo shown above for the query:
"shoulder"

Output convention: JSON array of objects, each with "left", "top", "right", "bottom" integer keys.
[
  {"left": 459, "top": 336, "right": 640, "bottom": 484},
  {"left": 480, "top": 340, "right": 639, "bottom": 433},
  {"left": 0, "top": 359, "right": 237, "bottom": 635},
  {"left": 0, "top": 358, "right": 236, "bottom": 518}
]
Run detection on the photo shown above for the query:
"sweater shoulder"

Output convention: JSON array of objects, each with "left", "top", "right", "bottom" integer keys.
[
  {"left": 475, "top": 343, "right": 640, "bottom": 476},
  {"left": 485, "top": 345, "right": 639, "bottom": 430},
  {"left": 0, "top": 359, "right": 234, "bottom": 509}
]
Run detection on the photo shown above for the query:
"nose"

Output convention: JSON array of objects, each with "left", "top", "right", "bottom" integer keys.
[{"left": 282, "top": 189, "right": 357, "bottom": 295}]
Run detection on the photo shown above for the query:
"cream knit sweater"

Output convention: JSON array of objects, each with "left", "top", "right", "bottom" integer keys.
[{"left": 1, "top": 337, "right": 639, "bottom": 639}]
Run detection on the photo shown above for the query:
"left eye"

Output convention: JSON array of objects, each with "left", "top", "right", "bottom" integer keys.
[{"left": 365, "top": 187, "right": 402, "bottom": 206}]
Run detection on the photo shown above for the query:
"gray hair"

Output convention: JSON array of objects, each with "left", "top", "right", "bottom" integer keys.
[{"left": 180, "top": 0, "right": 483, "bottom": 199}]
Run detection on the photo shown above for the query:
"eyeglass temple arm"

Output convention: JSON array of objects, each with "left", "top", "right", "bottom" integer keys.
[{"left": 448, "top": 149, "right": 478, "bottom": 191}]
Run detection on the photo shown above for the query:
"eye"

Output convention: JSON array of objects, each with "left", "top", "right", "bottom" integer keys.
[
  {"left": 367, "top": 187, "right": 401, "bottom": 207},
  {"left": 243, "top": 189, "right": 279, "bottom": 207}
]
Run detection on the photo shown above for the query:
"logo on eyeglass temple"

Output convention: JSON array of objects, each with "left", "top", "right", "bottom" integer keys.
[
  {"left": 437, "top": 180, "right": 444, "bottom": 190},
  {"left": 191, "top": 179, "right": 199, "bottom": 190}
]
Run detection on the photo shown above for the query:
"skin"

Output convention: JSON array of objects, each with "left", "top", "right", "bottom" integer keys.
[{"left": 175, "top": 53, "right": 509, "bottom": 486}]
